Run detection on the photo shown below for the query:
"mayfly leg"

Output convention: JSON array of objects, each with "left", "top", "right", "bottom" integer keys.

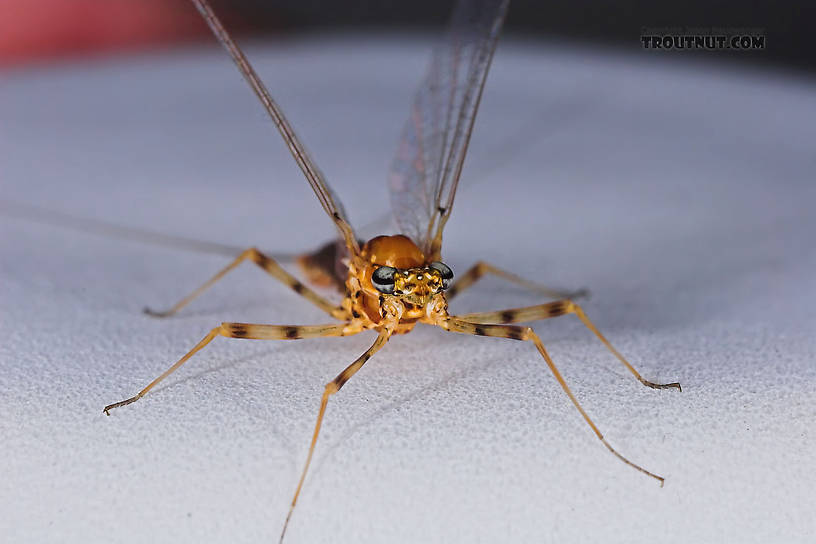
[
  {"left": 102, "top": 321, "right": 362, "bottom": 415},
  {"left": 436, "top": 316, "right": 668, "bottom": 485},
  {"left": 445, "top": 261, "right": 588, "bottom": 301},
  {"left": 280, "top": 327, "right": 393, "bottom": 543},
  {"left": 144, "top": 247, "right": 347, "bottom": 320},
  {"left": 457, "top": 300, "right": 681, "bottom": 391}
]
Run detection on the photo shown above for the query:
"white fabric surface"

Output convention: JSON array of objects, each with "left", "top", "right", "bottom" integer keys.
[{"left": 1, "top": 36, "right": 815, "bottom": 543}]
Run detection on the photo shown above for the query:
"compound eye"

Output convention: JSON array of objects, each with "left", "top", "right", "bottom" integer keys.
[
  {"left": 372, "top": 266, "right": 397, "bottom": 294},
  {"left": 429, "top": 261, "right": 453, "bottom": 289}
]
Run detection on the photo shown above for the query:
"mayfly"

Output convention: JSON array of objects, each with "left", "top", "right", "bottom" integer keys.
[{"left": 103, "top": 0, "right": 681, "bottom": 540}]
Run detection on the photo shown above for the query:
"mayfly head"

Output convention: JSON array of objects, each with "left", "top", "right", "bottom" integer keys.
[{"left": 372, "top": 262, "right": 453, "bottom": 307}]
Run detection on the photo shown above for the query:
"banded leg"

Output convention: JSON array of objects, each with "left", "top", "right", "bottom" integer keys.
[
  {"left": 446, "top": 260, "right": 588, "bottom": 301},
  {"left": 438, "top": 317, "right": 666, "bottom": 485},
  {"left": 102, "top": 321, "right": 362, "bottom": 415},
  {"left": 144, "top": 247, "right": 346, "bottom": 319},
  {"left": 280, "top": 327, "right": 393, "bottom": 543},
  {"left": 458, "top": 300, "right": 681, "bottom": 391}
]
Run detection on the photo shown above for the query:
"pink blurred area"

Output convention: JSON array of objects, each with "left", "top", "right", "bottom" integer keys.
[{"left": 0, "top": 0, "right": 229, "bottom": 68}]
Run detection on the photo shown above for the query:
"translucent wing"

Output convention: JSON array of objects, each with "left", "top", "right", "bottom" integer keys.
[
  {"left": 389, "top": 0, "right": 509, "bottom": 260},
  {"left": 191, "top": 0, "right": 359, "bottom": 256}
]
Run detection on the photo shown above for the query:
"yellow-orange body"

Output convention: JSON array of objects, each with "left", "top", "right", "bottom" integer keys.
[{"left": 341, "top": 234, "right": 448, "bottom": 335}]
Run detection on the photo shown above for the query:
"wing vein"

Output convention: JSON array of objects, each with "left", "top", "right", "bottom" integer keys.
[
  {"left": 191, "top": 0, "right": 359, "bottom": 255},
  {"left": 389, "top": 0, "right": 510, "bottom": 260}
]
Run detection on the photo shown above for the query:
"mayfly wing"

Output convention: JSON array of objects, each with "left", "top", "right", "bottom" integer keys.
[
  {"left": 389, "top": 0, "right": 510, "bottom": 261},
  {"left": 190, "top": 0, "right": 360, "bottom": 257}
]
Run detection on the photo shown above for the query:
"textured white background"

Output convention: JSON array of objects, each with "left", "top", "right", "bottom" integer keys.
[{"left": 1, "top": 35, "right": 815, "bottom": 543}]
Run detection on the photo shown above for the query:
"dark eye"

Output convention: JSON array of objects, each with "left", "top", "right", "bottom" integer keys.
[
  {"left": 372, "top": 266, "right": 397, "bottom": 294},
  {"left": 429, "top": 261, "right": 453, "bottom": 289}
]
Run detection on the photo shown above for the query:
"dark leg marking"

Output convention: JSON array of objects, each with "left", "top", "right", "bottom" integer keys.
[
  {"left": 500, "top": 310, "right": 516, "bottom": 323},
  {"left": 548, "top": 301, "right": 568, "bottom": 316},
  {"left": 252, "top": 251, "right": 272, "bottom": 268},
  {"left": 228, "top": 323, "right": 249, "bottom": 338}
]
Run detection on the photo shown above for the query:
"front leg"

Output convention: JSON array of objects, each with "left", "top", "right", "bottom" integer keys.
[
  {"left": 458, "top": 300, "right": 681, "bottom": 391},
  {"left": 446, "top": 260, "right": 588, "bottom": 301},
  {"left": 436, "top": 316, "right": 667, "bottom": 486},
  {"left": 280, "top": 325, "right": 394, "bottom": 542},
  {"left": 103, "top": 321, "right": 362, "bottom": 414}
]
